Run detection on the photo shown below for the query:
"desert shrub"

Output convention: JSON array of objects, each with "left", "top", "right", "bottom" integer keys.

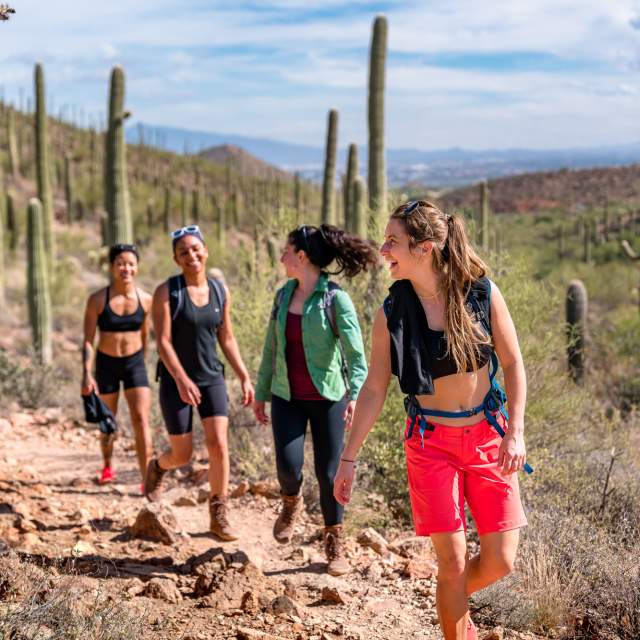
[{"left": 0, "top": 349, "right": 57, "bottom": 409}]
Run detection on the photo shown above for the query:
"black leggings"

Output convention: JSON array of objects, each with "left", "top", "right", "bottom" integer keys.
[{"left": 271, "top": 394, "right": 347, "bottom": 527}]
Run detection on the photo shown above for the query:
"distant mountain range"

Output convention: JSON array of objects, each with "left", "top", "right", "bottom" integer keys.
[{"left": 126, "top": 123, "right": 640, "bottom": 188}]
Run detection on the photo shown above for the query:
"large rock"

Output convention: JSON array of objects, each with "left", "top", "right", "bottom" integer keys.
[
  {"left": 230, "top": 480, "right": 250, "bottom": 498},
  {"left": 249, "top": 480, "right": 280, "bottom": 499},
  {"left": 356, "top": 527, "right": 388, "bottom": 555},
  {"left": 143, "top": 577, "right": 182, "bottom": 603},
  {"left": 130, "top": 504, "right": 178, "bottom": 545}
]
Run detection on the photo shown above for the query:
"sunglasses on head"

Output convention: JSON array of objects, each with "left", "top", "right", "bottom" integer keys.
[
  {"left": 112, "top": 243, "right": 137, "bottom": 253},
  {"left": 401, "top": 201, "right": 423, "bottom": 217},
  {"left": 170, "top": 224, "right": 201, "bottom": 240}
]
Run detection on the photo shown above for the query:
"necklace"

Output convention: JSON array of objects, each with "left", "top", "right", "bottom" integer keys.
[{"left": 417, "top": 289, "right": 441, "bottom": 301}]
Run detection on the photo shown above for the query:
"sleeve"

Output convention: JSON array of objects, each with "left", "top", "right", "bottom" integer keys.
[
  {"left": 254, "top": 292, "right": 279, "bottom": 402},
  {"left": 333, "top": 290, "right": 368, "bottom": 401}
]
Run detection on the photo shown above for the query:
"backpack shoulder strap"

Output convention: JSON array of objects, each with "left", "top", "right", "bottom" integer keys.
[
  {"left": 467, "top": 277, "right": 492, "bottom": 337},
  {"left": 324, "top": 281, "right": 342, "bottom": 338},
  {"left": 168, "top": 275, "right": 184, "bottom": 323},
  {"left": 208, "top": 277, "right": 226, "bottom": 312},
  {"left": 382, "top": 295, "right": 392, "bottom": 319}
]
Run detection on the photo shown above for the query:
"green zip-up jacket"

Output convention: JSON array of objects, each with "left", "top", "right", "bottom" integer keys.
[{"left": 255, "top": 273, "right": 368, "bottom": 402}]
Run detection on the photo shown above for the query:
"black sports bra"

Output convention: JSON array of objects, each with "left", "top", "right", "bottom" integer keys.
[{"left": 97, "top": 287, "right": 145, "bottom": 333}]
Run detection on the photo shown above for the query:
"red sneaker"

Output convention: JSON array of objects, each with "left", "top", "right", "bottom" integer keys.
[
  {"left": 139, "top": 483, "right": 145, "bottom": 495},
  {"left": 98, "top": 467, "right": 116, "bottom": 485},
  {"left": 467, "top": 618, "right": 478, "bottom": 640}
]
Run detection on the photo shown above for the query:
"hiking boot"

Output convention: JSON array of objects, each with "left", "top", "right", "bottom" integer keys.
[
  {"left": 324, "top": 524, "right": 350, "bottom": 576},
  {"left": 273, "top": 493, "right": 304, "bottom": 544},
  {"left": 209, "top": 494, "right": 238, "bottom": 541},
  {"left": 144, "top": 458, "right": 167, "bottom": 502}
]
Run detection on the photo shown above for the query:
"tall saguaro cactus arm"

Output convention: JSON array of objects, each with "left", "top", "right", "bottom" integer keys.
[
  {"left": 34, "top": 63, "right": 55, "bottom": 267},
  {"left": 27, "top": 198, "right": 52, "bottom": 365},
  {"left": 321, "top": 109, "right": 338, "bottom": 225},
  {"left": 105, "top": 65, "right": 133, "bottom": 244},
  {"left": 367, "top": 15, "right": 388, "bottom": 234}
]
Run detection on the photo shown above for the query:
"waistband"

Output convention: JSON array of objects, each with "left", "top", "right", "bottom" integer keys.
[{"left": 96, "top": 348, "right": 144, "bottom": 362}]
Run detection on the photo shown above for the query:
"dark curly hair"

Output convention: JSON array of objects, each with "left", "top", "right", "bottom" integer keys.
[
  {"left": 109, "top": 243, "right": 139, "bottom": 264},
  {"left": 288, "top": 224, "right": 378, "bottom": 278}
]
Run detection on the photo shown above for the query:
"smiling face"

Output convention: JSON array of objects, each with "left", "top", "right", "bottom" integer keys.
[
  {"left": 280, "top": 241, "right": 307, "bottom": 279},
  {"left": 173, "top": 235, "right": 208, "bottom": 274},
  {"left": 379, "top": 218, "right": 433, "bottom": 280},
  {"left": 110, "top": 251, "right": 138, "bottom": 284}
]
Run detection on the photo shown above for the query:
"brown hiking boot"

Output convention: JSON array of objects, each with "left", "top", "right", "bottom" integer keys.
[
  {"left": 144, "top": 458, "right": 168, "bottom": 502},
  {"left": 273, "top": 493, "right": 304, "bottom": 544},
  {"left": 209, "top": 494, "right": 238, "bottom": 541},
  {"left": 324, "top": 524, "right": 350, "bottom": 576}
]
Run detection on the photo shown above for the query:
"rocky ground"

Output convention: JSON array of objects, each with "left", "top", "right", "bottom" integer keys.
[{"left": 0, "top": 410, "right": 545, "bottom": 640}]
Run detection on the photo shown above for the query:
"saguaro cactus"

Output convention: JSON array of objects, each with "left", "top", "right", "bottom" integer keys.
[
  {"left": 64, "top": 153, "right": 75, "bottom": 223},
  {"left": 7, "top": 108, "right": 19, "bottom": 178},
  {"left": 566, "top": 279, "right": 587, "bottom": 383},
  {"left": 367, "top": 15, "right": 388, "bottom": 236},
  {"left": 344, "top": 143, "right": 358, "bottom": 232},
  {"left": 353, "top": 176, "right": 367, "bottom": 239},
  {"left": 104, "top": 66, "right": 133, "bottom": 244},
  {"left": 479, "top": 180, "right": 490, "bottom": 252},
  {"left": 6, "top": 191, "right": 17, "bottom": 253},
  {"left": 27, "top": 198, "right": 52, "bottom": 365},
  {"left": 34, "top": 63, "right": 55, "bottom": 267},
  {"left": 321, "top": 109, "right": 338, "bottom": 225}
]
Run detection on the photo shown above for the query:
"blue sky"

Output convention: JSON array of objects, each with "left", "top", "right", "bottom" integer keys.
[{"left": 0, "top": 0, "right": 638, "bottom": 150}]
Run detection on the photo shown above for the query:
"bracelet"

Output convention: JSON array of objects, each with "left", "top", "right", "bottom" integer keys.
[{"left": 340, "top": 457, "right": 356, "bottom": 464}]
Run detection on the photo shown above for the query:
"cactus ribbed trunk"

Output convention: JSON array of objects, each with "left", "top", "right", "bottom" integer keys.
[
  {"left": 344, "top": 143, "right": 358, "bottom": 232},
  {"left": 6, "top": 192, "right": 17, "bottom": 254},
  {"left": 88, "top": 127, "right": 99, "bottom": 213},
  {"left": 367, "top": 15, "right": 388, "bottom": 238},
  {"left": 479, "top": 180, "right": 490, "bottom": 252},
  {"left": 27, "top": 198, "right": 52, "bottom": 365},
  {"left": 191, "top": 188, "right": 200, "bottom": 224},
  {"left": 353, "top": 176, "right": 367, "bottom": 239},
  {"left": 566, "top": 279, "right": 587, "bottom": 383},
  {"left": 321, "top": 109, "right": 338, "bottom": 225},
  {"left": 34, "top": 64, "right": 55, "bottom": 268},
  {"left": 104, "top": 66, "right": 132, "bottom": 244},
  {"left": 180, "top": 186, "right": 187, "bottom": 226},
  {"left": 7, "top": 109, "right": 20, "bottom": 179},
  {"left": 64, "top": 153, "right": 75, "bottom": 224}
]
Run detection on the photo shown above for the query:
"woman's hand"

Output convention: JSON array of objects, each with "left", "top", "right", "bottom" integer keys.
[
  {"left": 333, "top": 459, "right": 356, "bottom": 506},
  {"left": 253, "top": 400, "right": 269, "bottom": 426},
  {"left": 81, "top": 373, "right": 97, "bottom": 396},
  {"left": 176, "top": 374, "right": 201, "bottom": 406},
  {"left": 343, "top": 400, "right": 356, "bottom": 431},
  {"left": 240, "top": 377, "right": 255, "bottom": 407},
  {"left": 498, "top": 427, "right": 526, "bottom": 475}
]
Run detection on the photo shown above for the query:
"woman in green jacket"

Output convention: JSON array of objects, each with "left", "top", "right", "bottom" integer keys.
[{"left": 253, "top": 224, "right": 377, "bottom": 575}]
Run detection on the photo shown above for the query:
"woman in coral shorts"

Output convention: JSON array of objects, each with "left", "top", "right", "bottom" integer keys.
[{"left": 334, "top": 200, "right": 529, "bottom": 640}]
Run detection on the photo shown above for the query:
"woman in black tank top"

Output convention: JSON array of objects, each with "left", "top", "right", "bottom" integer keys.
[
  {"left": 145, "top": 226, "right": 255, "bottom": 543},
  {"left": 82, "top": 244, "right": 153, "bottom": 489},
  {"left": 334, "top": 201, "right": 529, "bottom": 639}
]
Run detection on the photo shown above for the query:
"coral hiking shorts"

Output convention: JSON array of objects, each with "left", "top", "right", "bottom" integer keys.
[{"left": 404, "top": 414, "right": 527, "bottom": 537}]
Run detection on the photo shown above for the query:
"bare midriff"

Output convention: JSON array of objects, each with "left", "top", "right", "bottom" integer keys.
[
  {"left": 415, "top": 362, "right": 492, "bottom": 427},
  {"left": 97, "top": 331, "right": 143, "bottom": 358}
]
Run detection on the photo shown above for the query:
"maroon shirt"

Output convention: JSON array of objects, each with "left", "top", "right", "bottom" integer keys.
[{"left": 285, "top": 312, "right": 324, "bottom": 401}]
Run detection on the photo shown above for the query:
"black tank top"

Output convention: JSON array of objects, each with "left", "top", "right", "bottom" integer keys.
[
  {"left": 97, "top": 287, "right": 145, "bottom": 333},
  {"left": 384, "top": 277, "right": 493, "bottom": 395},
  {"left": 168, "top": 277, "right": 224, "bottom": 385}
]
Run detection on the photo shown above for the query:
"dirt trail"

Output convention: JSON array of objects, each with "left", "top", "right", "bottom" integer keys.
[{"left": 0, "top": 411, "right": 541, "bottom": 640}]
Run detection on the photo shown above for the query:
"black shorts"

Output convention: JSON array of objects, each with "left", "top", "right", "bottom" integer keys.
[
  {"left": 95, "top": 349, "right": 150, "bottom": 395},
  {"left": 159, "top": 374, "right": 228, "bottom": 435}
]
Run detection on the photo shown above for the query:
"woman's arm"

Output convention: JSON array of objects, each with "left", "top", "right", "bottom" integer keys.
[
  {"left": 152, "top": 282, "right": 201, "bottom": 406},
  {"left": 81, "top": 293, "right": 99, "bottom": 394},
  {"left": 334, "top": 307, "right": 392, "bottom": 505},
  {"left": 139, "top": 290, "right": 152, "bottom": 356},
  {"left": 490, "top": 280, "right": 527, "bottom": 474},
  {"left": 216, "top": 285, "right": 255, "bottom": 407}
]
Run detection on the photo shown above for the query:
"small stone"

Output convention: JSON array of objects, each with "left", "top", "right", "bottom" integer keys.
[
  {"left": 71, "top": 508, "right": 91, "bottom": 523},
  {"left": 144, "top": 577, "right": 182, "bottom": 603},
  {"left": 193, "top": 574, "right": 213, "bottom": 597},
  {"left": 283, "top": 578, "right": 297, "bottom": 599},
  {"left": 356, "top": 527, "right": 388, "bottom": 555},
  {"left": 0, "top": 419, "right": 11, "bottom": 434},
  {"left": 71, "top": 540, "right": 96, "bottom": 556},
  {"left": 483, "top": 627, "right": 504, "bottom": 640},
  {"left": 289, "top": 547, "right": 308, "bottom": 563},
  {"left": 249, "top": 480, "right": 280, "bottom": 499},
  {"left": 269, "top": 594, "right": 305, "bottom": 619},
  {"left": 321, "top": 586, "right": 350, "bottom": 605},
  {"left": 173, "top": 495, "right": 198, "bottom": 507},
  {"left": 126, "top": 579, "right": 146, "bottom": 596},
  {"left": 241, "top": 590, "right": 261, "bottom": 615},
  {"left": 230, "top": 480, "right": 250, "bottom": 498},
  {"left": 19, "top": 532, "right": 40, "bottom": 549},
  {"left": 16, "top": 518, "right": 37, "bottom": 533},
  {"left": 364, "top": 561, "right": 384, "bottom": 581},
  {"left": 130, "top": 504, "right": 178, "bottom": 545},
  {"left": 197, "top": 487, "right": 210, "bottom": 503},
  {"left": 403, "top": 556, "right": 437, "bottom": 580}
]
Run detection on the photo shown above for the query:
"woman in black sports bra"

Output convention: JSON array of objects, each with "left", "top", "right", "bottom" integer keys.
[{"left": 82, "top": 243, "right": 153, "bottom": 488}]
